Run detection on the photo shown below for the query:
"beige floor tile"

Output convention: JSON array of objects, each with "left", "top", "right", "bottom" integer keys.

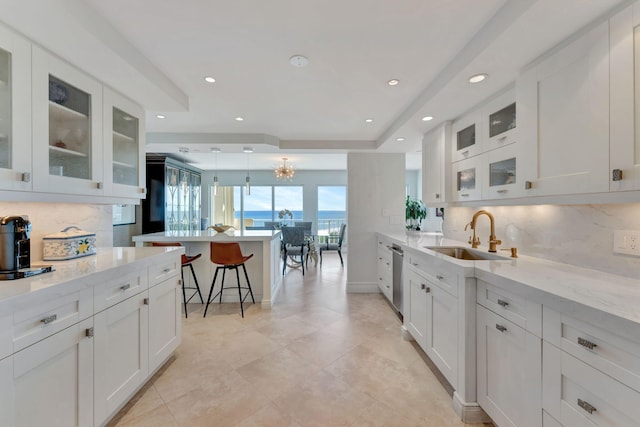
[{"left": 112, "top": 254, "right": 494, "bottom": 427}]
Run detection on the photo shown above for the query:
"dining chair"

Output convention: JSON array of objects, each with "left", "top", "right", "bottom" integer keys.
[
  {"left": 281, "top": 226, "right": 309, "bottom": 275},
  {"left": 151, "top": 242, "right": 204, "bottom": 317},
  {"left": 204, "top": 242, "right": 255, "bottom": 318},
  {"left": 320, "top": 223, "right": 346, "bottom": 266}
]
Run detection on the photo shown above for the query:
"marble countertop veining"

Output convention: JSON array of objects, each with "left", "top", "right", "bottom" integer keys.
[
  {"left": 0, "top": 246, "right": 183, "bottom": 311},
  {"left": 378, "top": 231, "right": 640, "bottom": 327}
]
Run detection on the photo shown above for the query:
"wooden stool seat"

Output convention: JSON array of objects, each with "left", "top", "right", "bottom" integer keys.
[{"left": 204, "top": 242, "right": 255, "bottom": 318}]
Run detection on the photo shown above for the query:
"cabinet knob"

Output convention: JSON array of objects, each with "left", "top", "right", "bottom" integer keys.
[
  {"left": 425, "top": 286, "right": 431, "bottom": 293},
  {"left": 577, "top": 398, "right": 597, "bottom": 415},
  {"left": 420, "top": 283, "right": 426, "bottom": 290},
  {"left": 577, "top": 337, "right": 597, "bottom": 350},
  {"left": 139, "top": 187, "right": 147, "bottom": 194},
  {"left": 21, "top": 172, "right": 31, "bottom": 183},
  {"left": 612, "top": 169, "right": 623, "bottom": 181},
  {"left": 96, "top": 182, "right": 103, "bottom": 189},
  {"left": 524, "top": 181, "right": 533, "bottom": 190},
  {"left": 495, "top": 324, "right": 507, "bottom": 333},
  {"left": 144, "top": 298, "right": 149, "bottom": 305},
  {"left": 435, "top": 193, "right": 440, "bottom": 199},
  {"left": 86, "top": 327, "right": 94, "bottom": 338}
]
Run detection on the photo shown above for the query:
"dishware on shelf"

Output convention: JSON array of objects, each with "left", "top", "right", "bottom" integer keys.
[{"left": 49, "top": 80, "right": 68, "bottom": 104}]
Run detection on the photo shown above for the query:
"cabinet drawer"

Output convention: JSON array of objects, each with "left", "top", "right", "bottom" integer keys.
[
  {"left": 94, "top": 270, "right": 147, "bottom": 313},
  {"left": 12, "top": 287, "right": 92, "bottom": 353},
  {"left": 477, "top": 279, "right": 542, "bottom": 336},
  {"left": 406, "top": 253, "right": 457, "bottom": 297},
  {"left": 149, "top": 257, "right": 180, "bottom": 286},
  {"left": 543, "top": 306, "right": 640, "bottom": 393},
  {"left": 543, "top": 343, "right": 640, "bottom": 427}
]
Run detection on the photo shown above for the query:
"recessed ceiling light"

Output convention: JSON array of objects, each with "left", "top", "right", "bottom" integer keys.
[
  {"left": 210, "top": 147, "right": 221, "bottom": 153},
  {"left": 156, "top": 114, "right": 166, "bottom": 119},
  {"left": 365, "top": 118, "right": 373, "bottom": 123},
  {"left": 289, "top": 54, "right": 309, "bottom": 68},
  {"left": 468, "top": 73, "right": 488, "bottom": 83},
  {"left": 387, "top": 79, "right": 400, "bottom": 86},
  {"left": 235, "top": 117, "right": 244, "bottom": 121},
  {"left": 396, "top": 137, "right": 405, "bottom": 142},
  {"left": 204, "top": 76, "right": 216, "bottom": 83},
  {"left": 243, "top": 147, "right": 254, "bottom": 153},
  {"left": 421, "top": 116, "right": 433, "bottom": 122}
]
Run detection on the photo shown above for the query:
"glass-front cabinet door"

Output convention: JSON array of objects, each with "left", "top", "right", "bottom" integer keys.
[
  {"left": 32, "top": 46, "right": 103, "bottom": 196},
  {"left": 165, "top": 166, "right": 180, "bottom": 232},
  {"left": 178, "top": 170, "right": 191, "bottom": 231},
  {"left": 451, "top": 112, "right": 482, "bottom": 162},
  {"left": 190, "top": 174, "right": 201, "bottom": 231},
  {"left": 451, "top": 156, "right": 482, "bottom": 201},
  {"left": 103, "top": 87, "right": 145, "bottom": 199},
  {"left": 0, "top": 23, "right": 31, "bottom": 191},
  {"left": 483, "top": 89, "right": 517, "bottom": 152}
]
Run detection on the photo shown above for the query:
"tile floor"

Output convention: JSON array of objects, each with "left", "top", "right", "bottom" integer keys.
[{"left": 110, "top": 253, "right": 493, "bottom": 427}]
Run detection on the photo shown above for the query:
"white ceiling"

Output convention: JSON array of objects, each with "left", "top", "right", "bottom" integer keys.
[{"left": 0, "top": 0, "right": 631, "bottom": 171}]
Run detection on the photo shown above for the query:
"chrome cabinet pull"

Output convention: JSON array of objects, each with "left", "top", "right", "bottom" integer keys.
[
  {"left": 120, "top": 284, "right": 131, "bottom": 291},
  {"left": 41, "top": 314, "right": 57, "bottom": 325},
  {"left": 460, "top": 193, "right": 470, "bottom": 197},
  {"left": 497, "top": 189, "right": 508, "bottom": 194},
  {"left": 412, "top": 262, "right": 419, "bottom": 266},
  {"left": 435, "top": 193, "right": 440, "bottom": 199},
  {"left": 461, "top": 150, "right": 469, "bottom": 156},
  {"left": 21, "top": 172, "right": 31, "bottom": 182},
  {"left": 144, "top": 298, "right": 149, "bottom": 305},
  {"left": 436, "top": 275, "right": 444, "bottom": 280},
  {"left": 577, "top": 398, "right": 596, "bottom": 414},
  {"left": 578, "top": 337, "right": 597, "bottom": 350},
  {"left": 495, "top": 324, "right": 507, "bottom": 333},
  {"left": 497, "top": 299, "right": 509, "bottom": 307},
  {"left": 498, "top": 136, "right": 507, "bottom": 142},
  {"left": 425, "top": 286, "right": 431, "bottom": 293},
  {"left": 420, "top": 283, "right": 426, "bottom": 290},
  {"left": 162, "top": 267, "right": 171, "bottom": 273},
  {"left": 86, "top": 327, "right": 94, "bottom": 338}
]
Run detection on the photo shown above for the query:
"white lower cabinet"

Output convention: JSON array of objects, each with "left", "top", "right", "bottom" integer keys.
[
  {"left": 3, "top": 317, "right": 94, "bottom": 427},
  {"left": 405, "top": 266, "right": 428, "bottom": 349},
  {"left": 94, "top": 292, "right": 149, "bottom": 426},
  {"left": 477, "top": 305, "right": 541, "bottom": 427},
  {"left": 149, "top": 275, "right": 181, "bottom": 372},
  {"left": 377, "top": 238, "right": 393, "bottom": 303}
]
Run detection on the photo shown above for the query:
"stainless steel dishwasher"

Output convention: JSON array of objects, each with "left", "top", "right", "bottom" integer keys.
[{"left": 391, "top": 245, "right": 403, "bottom": 315}]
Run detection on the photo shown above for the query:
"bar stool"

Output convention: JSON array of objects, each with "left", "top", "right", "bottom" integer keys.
[
  {"left": 204, "top": 242, "right": 255, "bottom": 318},
  {"left": 151, "top": 242, "right": 204, "bottom": 318}
]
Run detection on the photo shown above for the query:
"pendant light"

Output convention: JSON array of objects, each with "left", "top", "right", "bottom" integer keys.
[
  {"left": 243, "top": 147, "right": 253, "bottom": 195},
  {"left": 211, "top": 148, "right": 220, "bottom": 196}
]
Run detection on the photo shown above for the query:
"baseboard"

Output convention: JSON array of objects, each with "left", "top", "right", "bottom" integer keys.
[
  {"left": 401, "top": 325, "right": 413, "bottom": 341},
  {"left": 346, "top": 282, "right": 379, "bottom": 293},
  {"left": 452, "top": 392, "right": 492, "bottom": 424}
]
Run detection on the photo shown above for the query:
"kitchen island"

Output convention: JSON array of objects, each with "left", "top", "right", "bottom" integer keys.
[{"left": 132, "top": 229, "right": 283, "bottom": 308}]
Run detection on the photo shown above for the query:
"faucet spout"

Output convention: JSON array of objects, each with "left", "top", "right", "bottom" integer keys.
[{"left": 469, "top": 210, "right": 502, "bottom": 252}]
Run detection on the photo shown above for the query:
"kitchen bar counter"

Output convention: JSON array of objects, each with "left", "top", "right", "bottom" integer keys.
[
  {"left": 378, "top": 231, "right": 640, "bottom": 329},
  {"left": 132, "top": 230, "right": 283, "bottom": 308}
]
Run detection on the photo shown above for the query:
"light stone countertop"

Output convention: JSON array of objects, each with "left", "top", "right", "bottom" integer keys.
[
  {"left": 0, "top": 246, "right": 183, "bottom": 312},
  {"left": 378, "top": 231, "right": 640, "bottom": 328},
  {"left": 132, "top": 229, "right": 281, "bottom": 243}
]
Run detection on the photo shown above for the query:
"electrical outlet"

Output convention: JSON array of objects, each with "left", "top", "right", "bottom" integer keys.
[{"left": 613, "top": 230, "right": 640, "bottom": 256}]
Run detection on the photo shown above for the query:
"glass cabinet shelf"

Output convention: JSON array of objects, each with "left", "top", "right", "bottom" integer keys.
[
  {"left": 111, "top": 106, "right": 138, "bottom": 187},
  {"left": 49, "top": 145, "right": 87, "bottom": 157}
]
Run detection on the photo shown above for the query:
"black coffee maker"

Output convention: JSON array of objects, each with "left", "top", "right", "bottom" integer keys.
[{"left": 0, "top": 215, "right": 32, "bottom": 272}]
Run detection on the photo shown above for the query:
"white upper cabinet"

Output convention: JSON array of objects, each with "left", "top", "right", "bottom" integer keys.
[
  {"left": 0, "top": 23, "right": 31, "bottom": 192},
  {"left": 451, "top": 112, "right": 483, "bottom": 162},
  {"left": 103, "top": 87, "right": 146, "bottom": 199},
  {"left": 451, "top": 155, "right": 483, "bottom": 202},
  {"left": 422, "top": 122, "right": 450, "bottom": 205},
  {"left": 610, "top": 3, "right": 640, "bottom": 192},
  {"left": 32, "top": 46, "right": 104, "bottom": 196},
  {"left": 482, "top": 89, "right": 517, "bottom": 153},
  {"left": 517, "top": 21, "right": 610, "bottom": 196}
]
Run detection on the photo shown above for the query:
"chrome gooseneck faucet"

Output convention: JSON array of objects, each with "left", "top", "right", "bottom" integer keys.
[{"left": 465, "top": 210, "right": 502, "bottom": 252}]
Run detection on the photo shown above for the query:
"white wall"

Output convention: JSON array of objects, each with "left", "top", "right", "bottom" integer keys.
[
  {"left": 0, "top": 202, "right": 113, "bottom": 262},
  {"left": 443, "top": 203, "right": 640, "bottom": 279},
  {"left": 347, "top": 153, "right": 405, "bottom": 292}
]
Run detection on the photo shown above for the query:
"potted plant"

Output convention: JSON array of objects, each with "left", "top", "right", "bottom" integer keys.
[
  {"left": 405, "top": 196, "right": 427, "bottom": 231},
  {"left": 278, "top": 208, "right": 293, "bottom": 226}
]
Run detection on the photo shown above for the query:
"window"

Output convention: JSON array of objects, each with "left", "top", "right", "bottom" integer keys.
[
  {"left": 274, "top": 186, "right": 303, "bottom": 223},
  {"left": 242, "top": 186, "right": 272, "bottom": 228},
  {"left": 317, "top": 186, "right": 346, "bottom": 236}
]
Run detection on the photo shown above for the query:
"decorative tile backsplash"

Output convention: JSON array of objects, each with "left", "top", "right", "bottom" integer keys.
[
  {"left": 0, "top": 202, "right": 112, "bottom": 262},
  {"left": 442, "top": 204, "right": 640, "bottom": 279}
]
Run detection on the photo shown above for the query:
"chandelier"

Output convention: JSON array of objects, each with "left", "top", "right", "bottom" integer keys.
[{"left": 274, "top": 157, "right": 295, "bottom": 180}]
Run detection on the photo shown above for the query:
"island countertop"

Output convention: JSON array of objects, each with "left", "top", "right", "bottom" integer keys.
[{"left": 132, "top": 229, "right": 281, "bottom": 243}]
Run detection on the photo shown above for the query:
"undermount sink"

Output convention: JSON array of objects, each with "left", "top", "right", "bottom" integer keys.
[{"left": 424, "top": 246, "right": 510, "bottom": 261}]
